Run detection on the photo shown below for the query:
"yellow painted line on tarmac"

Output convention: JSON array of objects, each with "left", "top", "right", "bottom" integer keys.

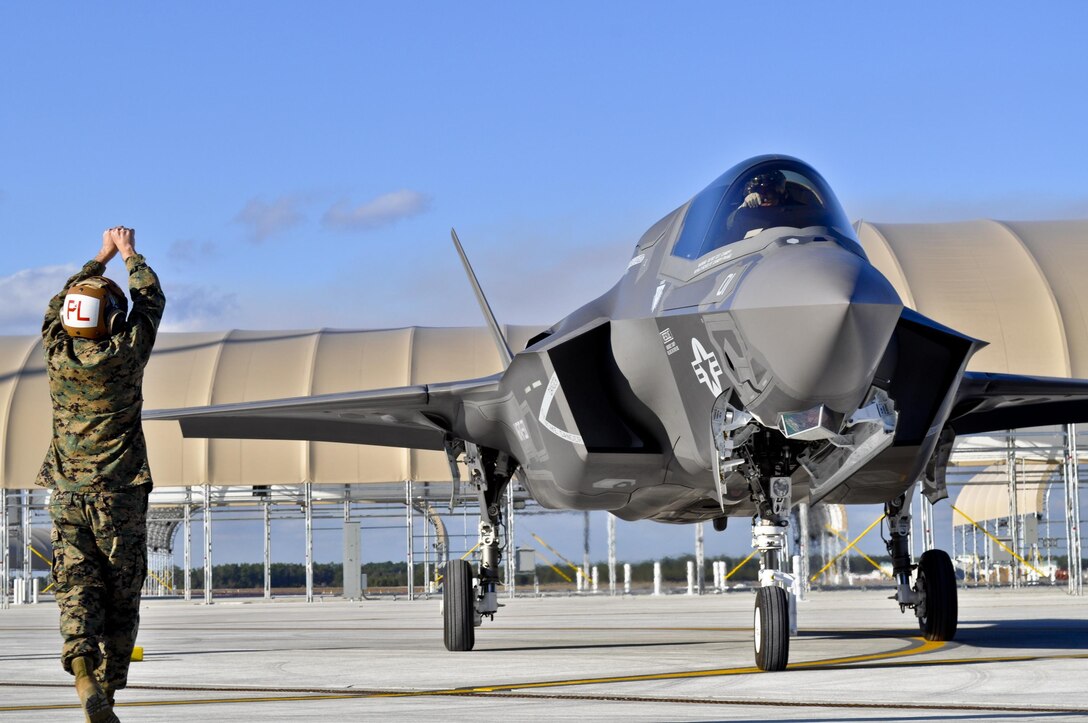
[
  {"left": 17, "top": 637, "right": 1088, "bottom": 713},
  {"left": 374, "top": 637, "right": 947, "bottom": 697},
  {"left": 0, "top": 694, "right": 374, "bottom": 714},
  {"left": 0, "top": 636, "right": 943, "bottom": 713}
]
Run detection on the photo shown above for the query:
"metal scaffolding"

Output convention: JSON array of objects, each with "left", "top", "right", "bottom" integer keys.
[
  {"left": 1066, "top": 424, "right": 1083, "bottom": 595},
  {"left": 950, "top": 427, "right": 1084, "bottom": 593},
  {"left": 2, "top": 425, "right": 1084, "bottom": 606}
]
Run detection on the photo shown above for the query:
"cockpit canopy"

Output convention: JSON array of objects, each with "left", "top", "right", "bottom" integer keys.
[{"left": 671, "top": 157, "right": 854, "bottom": 260}]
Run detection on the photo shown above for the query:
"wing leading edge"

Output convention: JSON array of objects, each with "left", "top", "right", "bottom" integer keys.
[
  {"left": 949, "top": 371, "right": 1088, "bottom": 435},
  {"left": 144, "top": 375, "right": 503, "bottom": 451}
]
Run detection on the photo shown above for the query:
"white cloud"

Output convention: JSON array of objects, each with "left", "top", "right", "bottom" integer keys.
[
  {"left": 322, "top": 189, "right": 430, "bottom": 231},
  {"left": 158, "top": 283, "right": 240, "bottom": 332},
  {"left": 168, "top": 238, "right": 218, "bottom": 265},
  {"left": 0, "top": 264, "right": 79, "bottom": 334},
  {"left": 234, "top": 196, "right": 305, "bottom": 243}
]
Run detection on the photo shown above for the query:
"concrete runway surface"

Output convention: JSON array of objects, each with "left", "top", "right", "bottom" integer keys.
[{"left": 2, "top": 588, "right": 1087, "bottom": 721}]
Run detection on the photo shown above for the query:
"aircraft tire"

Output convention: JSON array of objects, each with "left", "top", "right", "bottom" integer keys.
[
  {"left": 917, "top": 549, "right": 958, "bottom": 641},
  {"left": 753, "top": 585, "right": 789, "bottom": 671},
  {"left": 443, "top": 560, "right": 475, "bottom": 651}
]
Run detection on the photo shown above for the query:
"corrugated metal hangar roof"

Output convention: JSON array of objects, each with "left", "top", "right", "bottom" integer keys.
[{"left": 3, "top": 219, "right": 1088, "bottom": 490}]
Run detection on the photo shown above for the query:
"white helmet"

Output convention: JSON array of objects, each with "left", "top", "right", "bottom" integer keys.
[{"left": 61, "top": 276, "right": 128, "bottom": 340}]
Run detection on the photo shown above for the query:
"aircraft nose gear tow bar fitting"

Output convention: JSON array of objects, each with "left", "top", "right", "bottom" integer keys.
[
  {"left": 442, "top": 440, "right": 512, "bottom": 652},
  {"left": 884, "top": 487, "right": 958, "bottom": 642},
  {"left": 750, "top": 475, "right": 797, "bottom": 671}
]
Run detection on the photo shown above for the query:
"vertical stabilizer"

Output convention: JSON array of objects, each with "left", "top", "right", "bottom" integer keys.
[{"left": 451, "top": 229, "right": 514, "bottom": 369}]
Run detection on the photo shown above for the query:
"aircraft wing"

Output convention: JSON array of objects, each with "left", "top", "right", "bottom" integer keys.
[
  {"left": 144, "top": 376, "right": 502, "bottom": 451},
  {"left": 948, "top": 371, "right": 1088, "bottom": 435}
]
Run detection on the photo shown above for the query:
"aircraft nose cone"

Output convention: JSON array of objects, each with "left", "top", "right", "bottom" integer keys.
[{"left": 730, "top": 242, "right": 903, "bottom": 421}]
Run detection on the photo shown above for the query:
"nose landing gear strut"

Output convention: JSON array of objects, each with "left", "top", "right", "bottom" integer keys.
[{"left": 750, "top": 475, "right": 796, "bottom": 671}]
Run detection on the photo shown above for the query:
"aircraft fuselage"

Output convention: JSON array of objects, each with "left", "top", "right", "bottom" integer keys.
[{"left": 464, "top": 156, "right": 971, "bottom": 522}]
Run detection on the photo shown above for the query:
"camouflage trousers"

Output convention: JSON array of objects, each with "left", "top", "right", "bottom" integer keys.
[{"left": 48, "top": 483, "right": 150, "bottom": 691}]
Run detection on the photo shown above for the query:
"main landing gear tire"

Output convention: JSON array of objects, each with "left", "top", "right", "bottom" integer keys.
[
  {"left": 443, "top": 560, "right": 475, "bottom": 651},
  {"left": 753, "top": 586, "right": 789, "bottom": 671},
  {"left": 916, "top": 549, "right": 958, "bottom": 642}
]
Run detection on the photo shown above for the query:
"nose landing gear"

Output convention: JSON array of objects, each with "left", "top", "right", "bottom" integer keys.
[{"left": 750, "top": 475, "right": 795, "bottom": 671}]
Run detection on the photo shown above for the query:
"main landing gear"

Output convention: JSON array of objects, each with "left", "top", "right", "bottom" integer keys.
[
  {"left": 442, "top": 442, "right": 513, "bottom": 651},
  {"left": 749, "top": 475, "right": 795, "bottom": 671},
  {"left": 885, "top": 491, "right": 958, "bottom": 641}
]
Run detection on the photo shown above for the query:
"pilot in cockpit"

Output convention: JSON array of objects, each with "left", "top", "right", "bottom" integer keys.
[{"left": 740, "top": 170, "right": 801, "bottom": 209}]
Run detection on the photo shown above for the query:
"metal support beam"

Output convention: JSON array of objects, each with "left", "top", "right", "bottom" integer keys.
[
  {"left": 203, "top": 484, "right": 212, "bottom": 605},
  {"left": 972, "top": 523, "right": 979, "bottom": 585},
  {"left": 264, "top": 495, "right": 272, "bottom": 600},
  {"left": 22, "top": 490, "right": 31, "bottom": 589},
  {"left": 607, "top": 514, "right": 616, "bottom": 596},
  {"left": 304, "top": 482, "right": 313, "bottom": 603},
  {"left": 183, "top": 487, "right": 191, "bottom": 602},
  {"left": 919, "top": 487, "right": 935, "bottom": 554},
  {"left": 1007, "top": 432, "right": 1021, "bottom": 589},
  {"left": 797, "top": 501, "right": 810, "bottom": 600},
  {"left": 1066, "top": 424, "right": 1083, "bottom": 595},
  {"left": 582, "top": 511, "right": 590, "bottom": 583},
  {"left": 695, "top": 521, "right": 705, "bottom": 594},
  {"left": 405, "top": 480, "right": 414, "bottom": 601},
  {"left": 1, "top": 490, "right": 8, "bottom": 610}
]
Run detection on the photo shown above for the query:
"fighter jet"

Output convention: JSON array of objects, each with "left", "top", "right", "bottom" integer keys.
[{"left": 147, "top": 155, "right": 1088, "bottom": 671}]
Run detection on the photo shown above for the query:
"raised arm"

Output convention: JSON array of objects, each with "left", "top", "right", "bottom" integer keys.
[
  {"left": 42, "top": 230, "right": 118, "bottom": 345},
  {"left": 113, "top": 227, "right": 166, "bottom": 361}
]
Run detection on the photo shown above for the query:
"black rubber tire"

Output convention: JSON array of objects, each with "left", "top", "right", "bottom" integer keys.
[
  {"left": 443, "top": 560, "right": 475, "bottom": 651},
  {"left": 753, "top": 586, "right": 789, "bottom": 671},
  {"left": 917, "top": 549, "right": 958, "bottom": 641}
]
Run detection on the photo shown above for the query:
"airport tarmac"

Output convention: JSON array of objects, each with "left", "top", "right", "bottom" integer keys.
[{"left": 2, "top": 587, "right": 1087, "bottom": 721}]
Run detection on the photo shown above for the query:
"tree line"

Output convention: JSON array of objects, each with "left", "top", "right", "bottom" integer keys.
[{"left": 174, "top": 553, "right": 914, "bottom": 590}]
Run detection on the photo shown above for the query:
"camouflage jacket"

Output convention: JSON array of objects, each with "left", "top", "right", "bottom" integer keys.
[{"left": 37, "top": 254, "right": 166, "bottom": 492}]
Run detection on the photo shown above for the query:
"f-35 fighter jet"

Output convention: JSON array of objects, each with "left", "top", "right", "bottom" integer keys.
[{"left": 147, "top": 155, "right": 1088, "bottom": 670}]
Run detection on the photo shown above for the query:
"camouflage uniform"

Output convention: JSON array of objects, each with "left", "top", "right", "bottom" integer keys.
[{"left": 38, "top": 254, "right": 165, "bottom": 692}]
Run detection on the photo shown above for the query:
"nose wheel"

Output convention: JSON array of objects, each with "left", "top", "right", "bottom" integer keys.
[{"left": 753, "top": 585, "right": 789, "bottom": 671}]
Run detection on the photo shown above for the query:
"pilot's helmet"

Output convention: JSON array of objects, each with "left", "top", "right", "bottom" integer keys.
[
  {"left": 744, "top": 170, "right": 787, "bottom": 203},
  {"left": 61, "top": 276, "right": 128, "bottom": 340}
]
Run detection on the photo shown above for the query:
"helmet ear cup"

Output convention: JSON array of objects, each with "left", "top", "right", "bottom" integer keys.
[
  {"left": 106, "top": 308, "right": 127, "bottom": 336},
  {"left": 104, "top": 281, "right": 128, "bottom": 336},
  {"left": 103, "top": 278, "right": 129, "bottom": 316}
]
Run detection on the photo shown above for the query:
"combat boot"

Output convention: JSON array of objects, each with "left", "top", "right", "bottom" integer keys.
[{"left": 71, "top": 657, "right": 120, "bottom": 723}]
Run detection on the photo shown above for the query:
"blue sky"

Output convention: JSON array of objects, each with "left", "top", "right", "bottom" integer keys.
[{"left": 3, "top": 3, "right": 1087, "bottom": 564}]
